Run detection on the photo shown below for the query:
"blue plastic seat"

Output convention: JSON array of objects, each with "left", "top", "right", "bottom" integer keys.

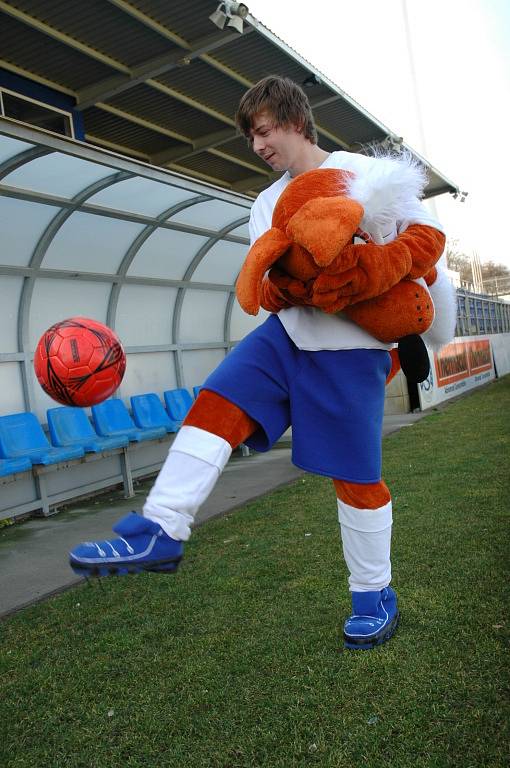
[
  {"left": 0, "top": 412, "right": 84, "bottom": 465},
  {"left": 163, "top": 388, "right": 193, "bottom": 427},
  {"left": 193, "top": 385, "right": 202, "bottom": 399},
  {"left": 130, "top": 393, "right": 179, "bottom": 433},
  {"left": 0, "top": 456, "right": 32, "bottom": 477},
  {"left": 91, "top": 399, "right": 166, "bottom": 442},
  {"left": 47, "top": 407, "right": 129, "bottom": 453}
]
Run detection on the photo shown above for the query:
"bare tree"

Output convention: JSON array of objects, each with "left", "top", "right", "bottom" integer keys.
[
  {"left": 480, "top": 260, "right": 510, "bottom": 280},
  {"left": 446, "top": 239, "right": 509, "bottom": 290},
  {"left": 446, "top": 239, "right": 471, "bottom": 282}
]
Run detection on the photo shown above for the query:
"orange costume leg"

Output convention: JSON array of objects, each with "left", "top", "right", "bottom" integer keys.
[
  {"left": 333, "top": 478, "right": 393, "bottom": 593},
  {"left": 183, "top": 390, "right": 257, "bottom": 448},
  {"left": 386, "top": 348, "right": 401, "bottom": 385},
  {"left": 142, "top": 391, "right": 257, "bottom": 541},
  {"left": 333, "top": 479, "right": 391, "bottom": 509}
]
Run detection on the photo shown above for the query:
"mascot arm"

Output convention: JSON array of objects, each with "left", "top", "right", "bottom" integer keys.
[
  {"left": 310, "top": 239, "right": 412, "bottom": 312},
  {"left": 311, "top": 224, "right": 443, "bottom": 312},
  {"left": 403, "top": 225, "right": 445, "bottom": 279}
]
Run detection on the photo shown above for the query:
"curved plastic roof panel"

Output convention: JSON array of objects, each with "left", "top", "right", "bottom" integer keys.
[
  {"left": 0, "top": 0, "right": 459, "bottom": 198},
  {"left": 0, "top": 121, "right": 252, "bottom": 420}
]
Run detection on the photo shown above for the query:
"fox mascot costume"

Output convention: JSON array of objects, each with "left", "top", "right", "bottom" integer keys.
[{"left": 236, "top": 153, "right": 455, "bottom": 383}]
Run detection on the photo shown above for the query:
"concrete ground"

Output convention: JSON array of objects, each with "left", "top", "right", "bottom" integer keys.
[{"left": 0, "top": 412, "right": 426, "bottom": 618}]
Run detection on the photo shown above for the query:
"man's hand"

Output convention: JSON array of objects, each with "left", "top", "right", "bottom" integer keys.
[
  {"left": 261, "top": 268, "right": 313, "bottom": 312},
  {"left": 260, "top": 275, "right": 293, "bottom": 313}
]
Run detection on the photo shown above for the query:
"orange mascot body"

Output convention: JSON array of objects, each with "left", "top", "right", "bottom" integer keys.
[{"left": 236, "top": 155, "right": 451, "bottom": 380}]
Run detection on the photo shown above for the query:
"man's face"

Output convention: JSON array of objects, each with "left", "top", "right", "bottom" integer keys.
[{"left": 248, "top": 110, "right": 307, "bottom": 172}]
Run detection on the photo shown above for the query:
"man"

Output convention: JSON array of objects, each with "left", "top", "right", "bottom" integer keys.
[{"left": 70, "top": 76, "right": 445, "bottom": 650}]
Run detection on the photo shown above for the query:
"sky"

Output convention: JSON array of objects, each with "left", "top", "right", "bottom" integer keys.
[{"left": 248, "top": 0, "right": 510, "bottom": 271}]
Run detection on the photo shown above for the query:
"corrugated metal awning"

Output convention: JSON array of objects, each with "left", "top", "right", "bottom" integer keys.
[{"left": 0, "top": 0, "right": 459, "bottom": 198}]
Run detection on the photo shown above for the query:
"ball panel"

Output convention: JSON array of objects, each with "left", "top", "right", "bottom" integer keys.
[{"left": 55, "top": 336, "right": 95, "bottom": 369}]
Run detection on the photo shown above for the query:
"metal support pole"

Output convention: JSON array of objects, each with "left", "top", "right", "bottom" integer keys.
[
  {"left": 34, "top": 472, "right": 51, "bottom": 516},
  {"left": 120, "top": 447, "right": 135, "bottom": 498}
]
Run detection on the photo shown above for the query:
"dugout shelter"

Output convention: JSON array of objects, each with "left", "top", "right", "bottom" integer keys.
[{"left": 0, "top": 0, "right": 460, "bottom": 520}]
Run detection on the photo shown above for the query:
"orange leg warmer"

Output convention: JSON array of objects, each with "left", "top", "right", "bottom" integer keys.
[
  {"left": 183, "top": 390, "right": 258, "bottom": 449},
  {"left": 333, "top": 478, "right": 391, "bottom": 509},
  {"left": 386, "top": 348, "right": 401, "bottom": 385}
]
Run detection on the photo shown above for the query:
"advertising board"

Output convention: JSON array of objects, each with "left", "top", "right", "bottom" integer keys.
[{"left": 418, "top": 336, "right": 495, "bottom": 409}]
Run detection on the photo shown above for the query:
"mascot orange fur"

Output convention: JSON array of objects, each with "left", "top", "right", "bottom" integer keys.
[{"left": 236, "top": 156, "right": 449, "bottom": 381}]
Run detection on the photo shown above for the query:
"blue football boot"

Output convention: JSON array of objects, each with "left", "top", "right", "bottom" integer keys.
[
  {"left": 343, "top": 586, "right": 399, "bottom": 650},
  {"left": 69, "top": 512, "right": 183, "bottom": 577}
]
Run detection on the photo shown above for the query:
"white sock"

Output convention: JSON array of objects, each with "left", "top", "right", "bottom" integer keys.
[
  {"left": 337, "top": 499, "right": 393, "bottom": 592},
  {"left": 143, "top": 426, "right": 232, "bottom": 541}
]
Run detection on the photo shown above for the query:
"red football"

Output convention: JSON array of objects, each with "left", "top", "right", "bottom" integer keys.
[{"left": 34, "top": 317, "right": 126, "bottom": 407}]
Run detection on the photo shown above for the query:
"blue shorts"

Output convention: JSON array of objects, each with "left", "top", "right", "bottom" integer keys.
[{"left": 204, "top": 315, "right": 391, "bottom": 483}]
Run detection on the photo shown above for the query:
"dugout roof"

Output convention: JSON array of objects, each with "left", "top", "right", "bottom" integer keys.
[
  {"left": 0, "top": 0, "right": 459, "bottom": 198},
  {"left": 0, "top": 120, "right": 261, "bottom": 419}
]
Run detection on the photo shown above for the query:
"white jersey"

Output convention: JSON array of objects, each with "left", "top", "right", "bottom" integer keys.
[{"left": 248, "top": 151, "right": 444, "bottom": 351}]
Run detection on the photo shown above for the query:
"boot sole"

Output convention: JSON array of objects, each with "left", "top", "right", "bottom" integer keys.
[
  {"left": 69, "top": 556, "right": 182, "bottom": 578},
  {"left": 343, "top": 611, "right": 400, "bottom": 650}
]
